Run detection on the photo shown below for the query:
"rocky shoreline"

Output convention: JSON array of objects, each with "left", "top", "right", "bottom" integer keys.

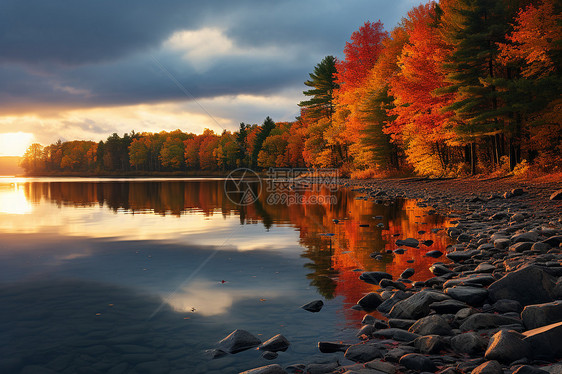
[{"left": 230, "top": 177, "right": 562, "bottom": 374}]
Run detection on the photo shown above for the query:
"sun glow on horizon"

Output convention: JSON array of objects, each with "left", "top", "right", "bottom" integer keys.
[{"left": 0, "top": 132, "right": 35, "bottom": 157}]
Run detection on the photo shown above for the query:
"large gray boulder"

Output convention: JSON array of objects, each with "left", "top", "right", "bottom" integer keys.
[
  {"left": 399, "top": 353, "right": 437, "bottom": 372},
  {"left": 389, "top": 290, "right": 450, "bottom": 319},
  {"left": 488, "top": 265, "right": 556, "bottom": 306},
  {"left": 408, "top": 315, "right": 453, "bottom": 336},
  {"left": 444, "top": 286, "right": 489, "bottom": 306},
  {"left": 521, "top": 301, "right": 562, "bottom": 329},
  {"left": 360, "top": 271, "right": 392, "bottom": 285},
  {"left": 258, "top": 334, "right": 290, "bottom": 352},
  {"left": 344, "top": 343, "right": 384, "bottom": 363},
  {"left": 218, "top": 329, "right": 261, "bottom": 353},
  {"left": 460, "top": 313, "right": 522, "bottom": 332},
  {"left": 357, "top": 292, "right": 383, "bottom": 311},
  {"left": 523, "top": 321, "right": 562, "bottom": 360},
  {"left": 484, "top": 330, "right": 531, "bottom": 364},
  {"left": 472, "top": 360, "right": 503, "bottom": 374}
]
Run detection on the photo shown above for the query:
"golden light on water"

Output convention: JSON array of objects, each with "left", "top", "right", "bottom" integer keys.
[{"left": 0, "top": 183, "right": 32, "bottom": 214}]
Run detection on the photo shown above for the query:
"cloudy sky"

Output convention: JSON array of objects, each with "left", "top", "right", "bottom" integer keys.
[{"left": 0, "top": 0, "right": 421, "bottom": 156}]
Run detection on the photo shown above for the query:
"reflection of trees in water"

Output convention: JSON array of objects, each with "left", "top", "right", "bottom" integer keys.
[{"left": 19, "top": 181, "right": 451, "bottom": 309}]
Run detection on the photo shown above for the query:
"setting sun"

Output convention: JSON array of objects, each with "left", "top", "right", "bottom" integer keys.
[{"left": 0, "top": 132, "right": 34, "bottom": 157}]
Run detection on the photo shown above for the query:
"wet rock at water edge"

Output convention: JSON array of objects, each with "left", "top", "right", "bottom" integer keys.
[
  {"left": 344, "top": 343, "right": 384, "bottom": 363},
  {"left": 261, "top": 351, "right": 278, "bottom": 360},
  {"left": 399, "top": 353, "right": 437, "bottom": 372},
  {"left": 389, "top": 290, "right": 450, "bottom": 320},
  {"left": 429, "top": 299, "right": 468, "bottom": 314},
  {"left": 444, "top": 286, "right": 489, "bottom": 306},
  {"left": 357, "top": 292, "right": 383, "bottom": 311},
  {"left": 301, "top": 300, "right": 324, "bottom": 313},
  {"left": 239, "top": 364, "right": 287, "bottom": 374},
  {"left": 218, "top": 329, "right": 262, "bottom": 354},
  {"left": 408, "top": 314, "right": 453, "bottom": 336},
  {"left": 485, "top": 330, "right": 531, "bottom": 364},
  {"left": 401, "top": 268, "right": 415, "bottom": 279},
  {"left": 359, "top": 271, "right": 392, "bottom": 285},
  {"left": 318, "top": 341, "right": 351, "bottom": 353},
  {"left": 521, "top": 301, "right": 562, "bottom": 329},
  {"left": 258, "top": 334, "right": 290, "bottom": 352},
  {"left": 364, "top": 359, "right": 397, "bottom": 374},
  {"left": 425, "top": 250, "right": 443, "bottom": 258},
  {"left": 472, "top": 360, "right": 503, "bottom": 374},
  {"left": 430, "top": 263, "right": 453, "bottom": 276},
  {"left": 372, "top": 328, "right": 420, "bottom": 342}
]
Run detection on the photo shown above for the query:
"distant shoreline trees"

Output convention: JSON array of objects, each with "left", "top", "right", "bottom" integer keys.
[{"left": 21, "top": 0, "right": 561, "bottom": 177}]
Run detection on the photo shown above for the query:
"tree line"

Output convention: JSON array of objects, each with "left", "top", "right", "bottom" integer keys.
[{"left": 22, "top": 0, "right": 561, "bottom": 177}]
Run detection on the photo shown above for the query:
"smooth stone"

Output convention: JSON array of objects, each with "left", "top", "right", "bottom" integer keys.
[
  {"left": 460, "top": 313, "right": 522, "bottom": 332},
  {"left": 444, "top": 286, "right": 488, "bottom": 306},
  {"left": 258, "top": 334, "right": 290, "bottom": 352},
  {"left": 262, "top": 351, "right": 278, "bottom": 360},
  {"left": 305, "top": 362, "right": 339, "bottom": 374},
  {"left": 523, "top": 321, "right": 562, "bottom": 360},
  {"left": 360, "top": 272, "right": 392, "bottom": 285},
  {"left": 430, "top": 299, "right": 468, "bottom": 314},
  {"left": 485, "top": 330, "right": 531, "bottom": 364},
  {"left": 396, "top": 238, "right": 419, "bottom": 248},
  {"left": 357, "top": 293, "right": 384, "bottom": 311},
  {"left": 384, "top": 347, "right": 416, "bottom": 363},
  {"left": 456, "top": 358, "right": 486, "bottom": 373},
  {"left": 511, "top": 242, "right": 534, "bottom": 253},
  {"left": 239, "top": 364, "right": 287, "bottom": 374},
  {"left": 389, "top": 290, "right": 450, "bottom": 320},
  {"left": 429, "top": 264, "right": 453, "bottom": 276},
  {"left": 414, "top": 335, "right": 446, "bottom": 354},
  {"left": 399, "top": 353, "right": 437, "bottom": 372},
  {"left": 488, "top": 265, "right": 556, "bottom": 306},
  {"left": 388, "top": 319, "right": 416, "bottom": 330},
  {"left": 541, "top": 363, "right": 562, "bottom": 374},
  {"left": 512, "top": 365, "right": 550, "bottom": 374},
  {"left": 301, "top": 300, "right": 324, "bottom": 313},
  {"left": 372, "top": 328, "right": 420, "bottom": 342},
  {"left": 344, "top": 343, "right": 384, "bottom": 363},
  {"left": 379, "top": 279, "right": 406, "bottom": 291},
  {"left": 447, "top": 250, "right": 478, "bottom": 262},
  {"left": 426, "top": 250, "right": 443, "bottom": 258},
  {"left": 357, "top": 324, "right": 375, "bottom": 339},
  {"left": 450, "top": 332, "right": 486, "bottom": 355},
  {"left": 532, "top": 242, "right": 552, "bottom": 252},
  {"left": 408, "top": 315, "right": 453, "bottom": 336},
  {"left": 475, "top": 263, "right": 496, "bottom": 273},
  {"left": 493, "top": 299, "right": 523, "bottom": 313},
  {"left": 521, "top": 301, "right": 562, "bottom": 329},
  {"left": 443, "top": 274, "right": 495, "bottom": 288},
  {"left": 549, "top": 190, "right": 562, "bottom": 200},
  {"left": 495, "top": 239, "right": 511, "bottom": 249},
  {"left": 511, "top": 232, "right": 540, "bottom": 243},
  {"left": 364, "top": 359, "right": 396, "bottom": 374},
  {"left": 218, "top": 329, "right": 261, "bottom": 354},
  {"left": 472, "top": 360, "right": 503, "bottom": 374},
  {"left": 318, "top": 341, "right": 351, "bottom": 353},
  {"left": 401, "top": 268, "right": 415, "bottom": 279}
]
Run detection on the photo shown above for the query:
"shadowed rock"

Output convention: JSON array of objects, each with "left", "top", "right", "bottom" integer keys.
[
  {"left": 344, "top": 343, "right": 384, "bottom": 363},
  {"left": 451, "top": 332, "right": 487, "bottom": 355},
  {"left": 219, "top": 329, "right": 261, "bottom": 354},
  {"left": 389, "top": 290, "right": 450, "bottom": 320},
  {"left": 488, "top": 265, "right": 556, "bottom": 306},
  {"left": 357, "top": 292, "right": 383, "bottom": 311},
  {"left": 460, "top": 313, "right": 522, "bottom": 332},
  {"left": 485, "top": 330, "right": 531, "bottom": 364},
  {"left": 472, "top": 360, "right": 503, "bottom": 374},
  {"left": 409, "top": 315, "right": 453, "bottom": 336},
  {"left": 301, "top": 300, "right": 324, "bottom": 313},
  {"left": 359, "top": 271, "right": 392, "bottom": 285},
  {"left": 523, "top": 321, "right": 562, "bottom": 360},
  {"left": 399, "top": 353, "right": 437, "bottom": 372},
  {"left": 239, "top": 364, "right": 287, "bottom": 374},
  {"left": 522, "top": 301, "right": 562, "bottom": 329},
  {"left": 258, "top": 334, "right": 290, "bottom": 352}
]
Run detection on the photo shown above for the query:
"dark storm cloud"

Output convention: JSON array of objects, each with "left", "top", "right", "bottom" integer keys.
[{"left": 0, "top": 0, "right": 420, "bottom": 114}]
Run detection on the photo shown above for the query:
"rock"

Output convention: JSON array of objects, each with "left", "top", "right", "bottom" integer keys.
[
  {"left": 445, "top": 286, "right": 488, "bottom": 306},
  {"left": 219, "top": 329, "right": 261, "bottom": 354},
  {"left": 491, "top": 212, "right": 509, "bottom": 220},
  {"left": 472, "top": 360, "right": 503, "bottom": 374},
  {"left": 549, "top": 190, "right": 562, "bottom": 200},
  {"left": 206, "top": 348, "right": 228, "bottom": 359},
  {"left": 488, "top": 265, "right": 557, "bottom": 306},
  {"left": 523, "top": 321, "right": 562, "bottom": 360},
  {"left": 511, "top": 188, "right": 525, "bottom": 196},
  {"left": 447, "top": 250, "right": 478, "bottom": 262},
  {"left": 305, "top": 362, "right": 339, "bottom": 374},
  {"left": 301, "top": 300, "right": 324, "bottom": 313},
  {"left": 430, "top": 264, "right": 453, "bottom": 276},
  {"left": 373, "top": 328, "right": 421, "bottom": 342},
  {"left": 262, "top": 351, "right": 278, "bottom": 360},
  {"left": 485, "top": 330, "right": 531, "bottom": 364},
  {"left": 512, "top": 365, "right": 550, "bottom": 374},
  {"left": 318, "top": 341, "right": 351, "bottom": 353},
  {"left": 426, "top": 250, "right": 443, "bottom": 258},
  {"left": 389, "top": 290, "right": 450, "bottom": 320},
  {"left": 521, "top": 301, "right": 562, "bottom": 329},
  {"left": 396, "top": 238, "right": 419, "bottom": 248},
  {"left": 460, "top": 313, "right": 522, "bottom": 332},
  {"left": 511, "top": 242, "right": 534, "bottom": 253},
  {"left": 541, "top": 363, "right": 562, "bottom": 374},
  {"left": 388, "top": 319, "right": 416, "bottom": 329},
  {"left": 258, "top": 334, "right": 290, "bottom": 352},
  {"left": 532, "top": 242, "right": 552, "bottom": 252},
  {"left": 359, "top": 271, "right": 392, "bottom": 285},
  {"left": 511, "top": 232, "right": 539, "bottom": 244},
  {"left": 344, "top": 343, "right": 383, "bottom": 363},
  {"left": 495, "top": 239, "right": 511, "bottom": 249},
  {"left": 493, "top": 299, "right": 523, "bottom": 313},
  {"left": 357, "top": 293, "right": 383, "bottom": 311},
  {"left": 543, "top": 236, "right": 562, "bottom": 247},
  {"left": 364, "top": 359, "right": 396, "bottom": 374},
  {"left": 443, "top": 274, "right": 496, "bottom": 288},
  {"left": 409, "top": 315, "right": 453, "bottom": 336},
  {"left": 456, "top": 358, "right": 486, "bottom": 373},
  {"left": 384, "top": 346, "right": 416, "bottom": 363},
  {"left": 379, "top": 279, "right": 406, "bottom": 291},
  {"left": 377, "top": 291, "right": 409, "bottom": 314},
  {"left": 430, "top": 299, "right": 469, "bottom": 314},
  {"left": 451, "top": 332, "right": 486, "bottom": 355},
  {"left": 401, "top": 268, "right": 415, "bottom": 279},
  {"left": 399, "top": 353, "right": 437, "bottom": 372},
  {"left": 475, "top": 263, "right": 496, "bottom": 273},
  {"left": 357, "top": 324, "right": 375, "bottom": 339},
  {"left": 239, "top": 364, "right": 287, "bottom": 374},
  {"left": 414, "top": 335, "right": 446, "bottom": 354}
]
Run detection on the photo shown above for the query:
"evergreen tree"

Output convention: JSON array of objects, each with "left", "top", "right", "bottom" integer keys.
[
  {"left": 251, "top": 117, "right": 276, "bottom": 169},
  {"left": 236, "top": 122, "right": 248, "bottom": 167},
  {"left": 299, "top": 56, "right": 339, "bottom": 120}
]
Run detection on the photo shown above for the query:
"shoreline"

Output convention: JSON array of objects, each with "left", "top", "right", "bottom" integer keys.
[{"left": 240, "top": 177, "right": 562, "bottom": 374}]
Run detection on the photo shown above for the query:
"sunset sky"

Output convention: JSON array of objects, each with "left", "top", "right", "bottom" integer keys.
[{"left": 0, "top": 0, "right": 420, "bottom": 156}]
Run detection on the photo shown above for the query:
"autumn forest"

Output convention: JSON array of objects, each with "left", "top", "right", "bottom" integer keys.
[{"left": 21, "top": 0, "right": 562, "bottom": 177}]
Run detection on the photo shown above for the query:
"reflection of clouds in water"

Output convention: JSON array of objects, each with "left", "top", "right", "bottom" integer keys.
[{"left": 165, "top": 280, "right": 276, "bottom": 316}]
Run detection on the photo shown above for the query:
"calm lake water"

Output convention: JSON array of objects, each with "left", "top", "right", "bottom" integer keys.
[{"left": 0, "top": 177, "right": 452, "bottom": 374}]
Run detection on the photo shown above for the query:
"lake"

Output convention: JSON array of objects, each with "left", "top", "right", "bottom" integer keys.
[{"left": 0, "top": 177, "right": 452, "bottom": 374}]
